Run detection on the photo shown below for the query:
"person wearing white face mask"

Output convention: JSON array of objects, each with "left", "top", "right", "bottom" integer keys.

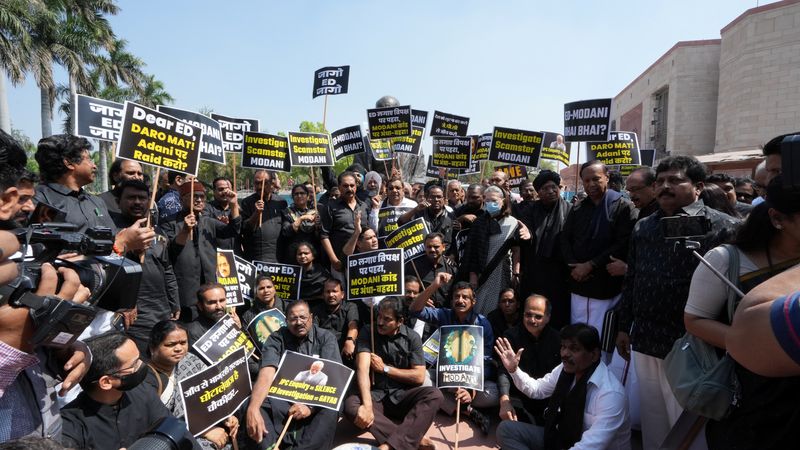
[{"left": 463, "top": 185, "right": 530, "bottom": 316}]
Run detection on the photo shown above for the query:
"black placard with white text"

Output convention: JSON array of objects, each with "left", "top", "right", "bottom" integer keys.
[
  {"left": 157, "top": 105, "right": 225, "bottom": 164},
  {"left": 211, "top": 113, "right": 259, "bottom": 153},
  {"left": 313, "top": 66, "right": 350, "bottom": 98},
  {"left": 346, "top": 248, "right": 404, "bottom": 300},
  {"left": 331, "top": 125, "right": 367, "bottom": 161},
  {"left": 74, "top": 94, "right": 123, "bottom": 142},
  {"left": 430, "top": 111, "right": 469, "bottom": 137},
  {"left": 563, "top": 98, "right": 612, "bottom": 142}
]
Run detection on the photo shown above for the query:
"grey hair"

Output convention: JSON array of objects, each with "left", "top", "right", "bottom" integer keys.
[{"left": 484, "top": 185, "right": 505, "bottom": 198}]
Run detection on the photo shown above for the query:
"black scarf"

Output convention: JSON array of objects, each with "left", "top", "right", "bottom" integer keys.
[
  {"left": 543, "top": 361, "right": 601, "bottom": 450},
  {"left": 532, "top": 197, "right": 570, "bottom": 259}
]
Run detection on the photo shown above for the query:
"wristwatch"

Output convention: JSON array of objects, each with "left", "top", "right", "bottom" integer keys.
[{"left": 383, "top": 366, "right": 391, "bottom": 374}]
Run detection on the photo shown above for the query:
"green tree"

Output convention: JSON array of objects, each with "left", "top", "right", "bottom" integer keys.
[{"left": 0, "top": 0, "right": 35, "bottom": 132}]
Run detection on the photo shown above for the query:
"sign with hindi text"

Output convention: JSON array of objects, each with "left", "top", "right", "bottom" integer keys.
[
  {"left": 234, "top": 256, "right": 256, "bottom": 304},
  {"left": 432, "top": 136, "right": 472, "bottom": 169},
  {"left": 430, "top": 110, "right": 469, "bottom": 137},
  {"left": 252, "top": 261, "right": 302, "bottom": 300},
  {"left": 211, "top": 113, "right": 259, "bottom": 153},
  {"left": 367, "top": 105, "right": 412, "bottom": 139},
  {"left": 216, "top": 249, "right": 243, "bottom": 307},
  {"left": 157, "top": 105, "right": 225, "bottom": 164},
  {"left": 74, "top": 94, "right": 123, "bottom": 142},
  {"left": 588, "top": 131, "right": 640, "bottom": 166},
  {"left": 377, "top": 206, "right": 413, "bottom": 237},
  {"left": 192, "top": 315, "right": 255, "bottom": 365},
  {"left": 391, "top": 126, "right": 424, "bottom": 156},
  {"left": 346, "top": 248, "right": 404, "bottom": 300},
  {"left": 313, "top": 65, "right": 350, "bottom": 98}
]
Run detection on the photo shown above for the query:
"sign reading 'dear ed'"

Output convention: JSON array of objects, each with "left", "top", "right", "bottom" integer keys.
[
  {"left": 192, "top": 315, "right": 256, "bottom": 365},
  {"left": 384, "top": 218, "right": 429, "bottom": 262},
  {"left": 117, "top": 102, "right": 201, "bottom": 176},
  {"left": 269, "top": 351, "right": 354, "bottom": 411},
  {"left": 489, "top": 127, "right": 543, "bottom": 167},
  {"left": 588, "top": 131, "right": 641, "bottom": 166},
  {"left": 74, "top": 94, "right": 123, "bottom": 142},
  {"left": 242, "top": 132, "right": 291, "bottom": 172},
  {"left": 367, "top": 105, "right": 412, "bottom": 139},
  {"left": 234, "top": 256, "right": 256, "bottom": 304},
  {"left": 563, "top": 98, "right": 612, "bottom": 142},
  {"left": 540, "top": 131, "right": 571, "bottom": 166},
  {"left": 347, "top": 248, "right": 404, "bottom": 300},
  {"left": 252, "top": 261, "right": 302, "bottom": 301},
  {"left": 180, "top": 347, "right": 251, "bottom": 437},
  {"left": 288, "top": 132, "right": 333, "bottom": 167},
  {"left": 331, "top": 125, "right": 367, "bottom": 161},
  {"left": 157, "top": 105, "right": 225, "bottom": 165},
  {"left": 436, "top": 325, "right": 484, "bottom": 391},
  {"left": 216, "top": 249, "right": 243, "bottom": 307},
  {"left": 211, "top": 113, "right": 259, "bottom": 153},
  {"left": 432, "top": 136, "right": 472, "bottom": 169},
  {"left": 430, "top": 111, "right": 470, "bottom": 137},
  {"left": 391, "top": 126, "right": 424, "bottom": 156},
  {"left": 313, "top": 65, "right": 350, "bottom": 98}
]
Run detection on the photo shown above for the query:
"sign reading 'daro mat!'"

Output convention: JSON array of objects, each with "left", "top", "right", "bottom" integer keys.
[
  {"left": 436, "top": 324, "right": 484, "bottom": 391},
  {"left": 242, "top": 132, "right": 290, "bottom": 172},
  {"left": 432, "top": 136, "right": 472, "bottom": 169},
  {"left": 192, "top": 315, "right": 256, "bottom": 365},
  {"left": 252, "top": 261, "right": 302, "bottom": 301},
  {"left": 331, "top": 125, "right": 367, "bottom": 161},
  {"left": 288, "top": 132, "right": 333, "bottom": 166},
  {"left": 313, "top": 65, "right": 350, "bottom": 98},
  {"left": 540, "top": 131, "right": 571, "bottom": 166},
  {"left": 180, "top": 347, "right": 251, "bottom": 437},
  {"left": 489, "top": 126, "right": 543, "bottom": 167},
  {"left": 117, "top": 102, "right": 201, "bottom": 176},
  {"left": 269, "top": 351, "right": 354, "bottom": 411},
  {"left": 563, "top": 98, "right": 612, "bottom": 142},
  {"left": 74, "top": 94, "right": 123, "bottom": 142},
  {"left": 157, "top": 105, "right": 225, "bottom": 165},
  {"left": 367, "top": 105, "right": 412, "bottom": 139},
  {"left": 430, "top": 110, "right": 470, "bottom": 137},
  {"left": 588, "top": 131, "right": 641, "bottom": 166},
  {"left": 346, "top": 248, "right": 404, "bottom": 300},
  {"left": 211, "top": 113, "right": 259, "bottom": 153},
  {"left": 384, "top": 218, "right": 429, "bottom": 262}
]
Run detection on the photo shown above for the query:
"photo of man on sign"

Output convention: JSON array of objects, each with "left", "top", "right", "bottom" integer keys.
[{"left": 293, "top": 360, "right": 329, "bottom": 386}]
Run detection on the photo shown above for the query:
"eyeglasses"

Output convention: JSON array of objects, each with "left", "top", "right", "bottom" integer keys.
[
  {"left": 107, "top": 358, "right": 142, "bottom": 377},
  {"left": 292, "top": 191, "right": 308, "bottom": 196}
]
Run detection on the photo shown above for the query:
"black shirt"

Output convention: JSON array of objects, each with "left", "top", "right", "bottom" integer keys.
[
  {"left": 487, "top": 309, "right": 520, "bottom": 340},
  {"left": 204, "top": 200, "right": 235, "bottom": 251},
  {"left": 312, "top": 301, "right": 359, "bottom": 348},
  {"left": 186, "top": 314, "right": 219, "bottom": 346},
  {"left": 412, "top": 208, "right": 453, "bottom": 247},
  {"left": 320, "top": 197, "right": 371, "bottom": 265},
  {"left": 408, "top": 256, "right": 457, "bottom": 307},
  {"left": 260, "top": 324, "right": 342, "bottom": 369},
  {"left": 34, "top": 183, "right": 117, "bottom": 233},
  {"left": 240, "top": 194, "right": 287, "bottom": 263},
  {"left": 61, "top": 385, "right": 199, "bottom": 450},
  {"left": 357, "top": 324, "right": 425, "bottom": 403}
]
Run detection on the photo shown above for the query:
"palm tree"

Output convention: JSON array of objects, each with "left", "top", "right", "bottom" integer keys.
[
  {"left": 134, "top": 74, "right": 174, "bottom": 108},
  {"left": 0, "top": 0, "right": 36, "bottom": 132}
]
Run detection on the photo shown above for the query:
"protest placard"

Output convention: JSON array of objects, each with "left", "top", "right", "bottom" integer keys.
[
  {"left": 288, "top": 132, "right": 333, "bottom": 167},
  {"left": 192, "top": 315, "right": 256, "bottom": 365},
  {"left": 331, "top": 125, "right": 367, "bottom": 161},
  {"left": 242, "top": 132, "right": 290, "bottom": 172},
  {"left": 432, "top": 136, "right": 472, "bottom": 169},
  {"left": 268, "top": 351, "right": 354, "bottom": 411},
  {"left": 116, "top": 102, "right": 201, "bottom": 176},
  {"left": 368, "top": 138, "right": 393, "bottom": 161},
  {"left": 489, "top": 126, "right": 543, "bottom": 167},
  {"left": 641, "top": 148, "right": 656, "bottom": 167},
  {"left": 384, "top": 218, "right": 429, "bottom": 262},
  {"left": 216, "top": 249, "right": 243, "bottom": 307},
  {"left": 252, "top": 261, "right": 302, "bottom": 300},
  {"left": 411, "top": 109, "right": 429, "bottom": 129},
  {"left": 367, "top": 105, "right": 412, "bottom": 139},
  {"left": 474, "top": 133, "right": 492, "bottom": 161},
  {"left": 391, "top": 126, "right": 424, "bottom": 156},
  {"left": 377, "top": 206, "right": 413, "bottom": 237},
  {"left": 540, "top": 131, "right": 571, "bottom": 166},
  {"left": 74, "top": 94, "right": 123, "bottom": 142},
  {"left": 210, "top": 113, "right": 259, "bottom": 153},
  {"left": 423, "top": 329, "right": 441, "bottom": 366},
  {"left": 436, "top": 325, "right": 484, "bottom": 391},
  {"left": 234, "top": 255, "right": 256, "bottom": 304},
  {"left": 563, "top": 98, "right": 613, "bottom": 142},
  {"left": 180, "top": 347, "right": 251, "bottom": 437},
  {"left": 426, "top": 155, "right": 441, "bottom": 178},
  {"left": 463, "top": 154, "right": 481, "bottom": 175},
  {"left": 247, "top": 308, "right": 286, "bottom": 349},
  {"left": 430, "top": 111, "right": 470, "bottom": 137},
  {"left": 588, "top": 131, "right": 641, "bottom": 166},
  {"left": 495, "top": 164, "right": 529, "bottom": 189},
  {"left": 313, "top": 65, "right": 350, "bottom": 98},
  {"left": 346, "top": 248, "right": 404, "bottom": 300},
  {"left": 157, "top": 105, "right": 225, "bottom": 164},
  {"left": 453, "top": 229, "right": 470, "bottom": 263}
]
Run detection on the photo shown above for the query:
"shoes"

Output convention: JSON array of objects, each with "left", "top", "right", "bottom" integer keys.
[{"left": 465, "top": 405, "right": 490, "bottom": 435}]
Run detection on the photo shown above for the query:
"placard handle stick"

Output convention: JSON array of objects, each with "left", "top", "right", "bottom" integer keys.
[
  {"left": 258, "top": 178, "right": 266, "bottom": 227},
  {"left": 310, "top": 168, "right": 319, "bottom": 211},
  {"left": 232, "top": 153, "right": 238, "bottom": 191},
  {"left": 189, "top": 178, "right": 195, "bottom": 240},
  {"left": 480, "top": 159, "right": 489, "bottom": 183},
  {"left": 382, "top": 160, "right": 391, "bottom": 179},
  {"left": 370, "top": 302, "right": 375, "bottom": 385},
  {"left": 322, "top": 95, "right": 329, "bottom": 129},
  {"left": 274, "top": 415, "right": 293, "bottom": 450},
  {"left": 412, "top": 261, "right": 426, "bottom": 290},
  {"left": 141, "top": 166, "right": 161, "bottom": 263},
  {"left": 454, "top": 398, "right": 461, "bottom": 450},
  {"left": 574, "top": 142, "right": 580, "bottom": 194}
]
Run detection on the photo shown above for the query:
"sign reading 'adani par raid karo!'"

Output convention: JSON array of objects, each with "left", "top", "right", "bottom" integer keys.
[
  {"left": 331, "top": 125, "right": 367, "bottom": 161},
  {"left": 563, "top": 98, "right": 612, "bottom": 142},
  {"left": 391, "top": 126, "right": 424, "bottom": 156},
  {"left": 385, "top": 218, "right": 429, "bottom": 262},
  {"left": 269, "top": 351, "right": 354, "bottom": 411},
  {"left": 252, "top": 261, "right": 302, "bottom": 301},
  {"left": 588, "top": 131, "right": 641, "bottom": 166},
  {"left": 432, "top": 136, "right": 472, "bottom": 169},
  {"left": 367, "top": 105, "right": 412, "bottom": 139},
  {"left": 489, "top": 126, "right": 543, "bottom": 167},
  {"left": 288, "top": 132, "right": 333, "bottom": 166},
  {"left": 117, "top": 102, "right": 202, "bottom": 176},
  {"left": 430, "top": 110, "right": 470, "bottom": 137},
  {"left": 211, "top": 113, "right": 259, "bottom": 153},
  {"left": 347, "top": 248, "right": 404, "bottom": 300},
  {"left": 495, "top": 164, "right": 528, "bottom": 189},
  {"left": 216, "top": 249, "right": 243, "bottom": 307},
  {"left": 192, "top": 315, "right": 256, "bottom": 365},
  {"left": 180, "top": 348, "right": 251, "bottom": 437},
  {"left": 436, "top": 325, "right": 484, "bottom": 391},
  {"left": 242, "top": 132, "right": 290, "bottom": 172},
  {"left": 540, "top": 131, "right": 570, "bottom": 166},
  {"left": 377, "top": 206, "right": 413, "bottom": 237},
  {"left": 246, "top": 308, "right": 286, "bottom": 350},
  {"left": 234, "top": 256, "right": 256, "bottom": 304},
  {"left": 74, "top": 94, "right": 123, "bottom": 142},
  {"left": 157, "top": 105, "right": 225, "bottom": 165},
  {"left": 313, "top": 65, "right": 350, "bottom": 98}
]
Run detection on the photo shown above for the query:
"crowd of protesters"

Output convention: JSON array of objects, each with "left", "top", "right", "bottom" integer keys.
[{"left": 0, "top": 126, "right": 798, "bottom": 450}]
